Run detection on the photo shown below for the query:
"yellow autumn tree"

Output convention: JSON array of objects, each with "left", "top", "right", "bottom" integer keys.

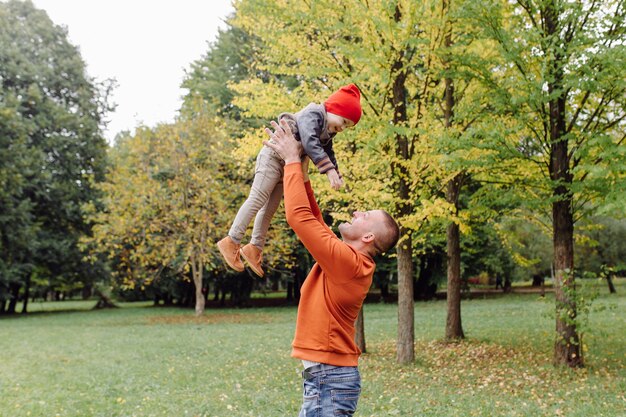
[{"left": 84, "top": 105, "right": 242, "bottom": 315}]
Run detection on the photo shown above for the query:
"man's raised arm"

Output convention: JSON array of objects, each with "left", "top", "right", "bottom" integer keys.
[{"left": 300, "top": 157, "right": 334, "bottom": 233}]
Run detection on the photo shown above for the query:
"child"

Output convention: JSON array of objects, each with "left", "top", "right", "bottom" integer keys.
[{"left": 217, "top": 83, "right": 362, "bottom": 277}]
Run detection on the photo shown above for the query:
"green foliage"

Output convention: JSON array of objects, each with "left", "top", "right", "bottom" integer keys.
[
  {"left": 0, "top": 0, "right": 110, "bottom": 312},
  {"left": 461, "top": 219, "right": 518, "bottom": 282},
  {"left": 496, "top": 214, "right": 553, "bottom": 275},
  {"left": 464, "top": 0, "right": 626, "bottom": 217},
  {"left": 576, "top": 217, "right": 626, "bottom": 274}
]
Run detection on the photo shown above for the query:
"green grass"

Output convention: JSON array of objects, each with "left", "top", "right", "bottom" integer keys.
[{"left": 1, "top": 282, "right": 624, "bottom": 417}]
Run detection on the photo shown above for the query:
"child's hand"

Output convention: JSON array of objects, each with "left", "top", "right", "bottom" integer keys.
[{"left": 326, "top": 169, "right": 343, "bottom": 190}]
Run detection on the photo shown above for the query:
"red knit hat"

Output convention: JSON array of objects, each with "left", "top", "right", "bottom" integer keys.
[{"left": 324, "top": 83, "right": 362, "bottom": 125}]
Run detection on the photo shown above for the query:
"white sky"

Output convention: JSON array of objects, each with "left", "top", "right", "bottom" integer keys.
[{"left": 31, "top": 0, "right": 235, "bottom": 143}]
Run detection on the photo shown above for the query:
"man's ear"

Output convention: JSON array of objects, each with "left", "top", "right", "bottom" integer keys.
[{"left": 362, "top": 233, "right": 375, "bottom": 244}]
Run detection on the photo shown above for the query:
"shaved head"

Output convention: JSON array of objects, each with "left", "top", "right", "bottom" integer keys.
[
  {"left": 372, "top": 210, "right": 400, "bottom": 256},
  {"left": 338, "top": 209, "right": 400, "bottom": 257}
]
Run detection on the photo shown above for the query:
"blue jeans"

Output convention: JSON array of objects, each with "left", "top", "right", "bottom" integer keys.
[{"left": 299, "top": 365, "right": 361, "bottom": 417}]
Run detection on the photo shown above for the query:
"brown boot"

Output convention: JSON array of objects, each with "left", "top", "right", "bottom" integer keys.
[
  {"left": 217, "top": 236, "right": 244, "bottom": 272},
  {"left": 241, "top": 244, "right": 264, "bottom": 277}
]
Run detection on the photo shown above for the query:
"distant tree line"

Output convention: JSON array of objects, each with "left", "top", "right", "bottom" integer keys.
[{"left": 0, "top": 0, "right": 110, "bottom": 314}]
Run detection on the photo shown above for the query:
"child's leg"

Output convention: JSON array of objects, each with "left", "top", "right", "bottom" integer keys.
[
  {"left": 228, "top": 147, "right": 284, "bottom": 243},
  {"left": 250, "top": 180, "right": 284, "bottom": 249}
]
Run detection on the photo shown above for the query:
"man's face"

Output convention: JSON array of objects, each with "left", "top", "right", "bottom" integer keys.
[
  {"left": 338, "top": 210, "right": 385, "bottom": 242},
  {"left": 327, "top": 112, "right": 355, "bottom": 134}
]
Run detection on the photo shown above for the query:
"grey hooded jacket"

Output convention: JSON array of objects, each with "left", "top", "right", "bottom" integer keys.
[{"left": 278, "top": 103, "right": 339, "bottom": 176}]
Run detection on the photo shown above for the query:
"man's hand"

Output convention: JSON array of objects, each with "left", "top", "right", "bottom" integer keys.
[
  {"left": 263, "top": 119, "right": 302, "bottom": 164},
  {"left": 326, "top": 169, "right": 344, "bottom": 190}
]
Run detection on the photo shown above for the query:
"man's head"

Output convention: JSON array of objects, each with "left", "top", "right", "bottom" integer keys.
[
  {"left": 324, "top": 84, "right": 362, "bottom": 132},
  {"left": 338, "top": 210, "right": 400, "bottom": 257}
]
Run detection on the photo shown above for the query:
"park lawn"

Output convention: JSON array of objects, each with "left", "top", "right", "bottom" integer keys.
[{"left": 0, "top": 283, "right": 624, "bottom": 417}]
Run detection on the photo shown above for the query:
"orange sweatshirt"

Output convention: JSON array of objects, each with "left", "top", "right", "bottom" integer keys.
[{"left": 283, "top": 162, "right": 375, "bottom": 366}]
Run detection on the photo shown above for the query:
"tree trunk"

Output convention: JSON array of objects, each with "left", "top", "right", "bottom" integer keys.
[
  {"left": 287, "top": 280, "right": 294, "bottom": 302},
  {"left": 380, "top": 272, "right": 391, "bottom": 302},
  {"left": 442, "top": 18, "right": 465, "bottom": 340},
  {"left": 355, "top": 307, "right": 366, "bottom": 353},
  {"left": 7, "top": 282, "right": 20, "bottom": 314},
  {"left": 552, "top": 197, "right": 581, "bottom": 366},
  {"left": 606, "top": 274, "right": 616, "bottom": 294},
  {"left": 93, "top": 287, "right": 118, "bottom": 309},
  {"left": 415, "top": 253, "right": 441, "bottom": 301},
  {"left": 190, "top": 253, "right": 205, "bottom": 316},
  {"left": 445, "top": 177, "right": 465, "bottom": 340},
  {"left": 389, "top": 4, "right": 415, "bottom": 364},
  {"left": 396, "top": 232, "right": 414, "bottom": 363},
  {"left": 82, "top": 284, "right": 92, "bottom": 300},
  {"left": 503, "top": 277, "right": 512, "bottom": 293},
  {"left": 544, "top": 0, "right": 582, "bottom": 368},
  {"left": 21, "top": 274, "right": 31, "bottom": 314}
]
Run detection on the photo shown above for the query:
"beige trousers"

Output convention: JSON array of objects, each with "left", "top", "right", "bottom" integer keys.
[{"left": 228, "top": 146, "right": 285, "bottom": 249}]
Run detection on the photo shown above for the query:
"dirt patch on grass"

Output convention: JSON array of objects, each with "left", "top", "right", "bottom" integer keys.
[{"left": 146, "top": 312, "right": 275, "bottom": 325}]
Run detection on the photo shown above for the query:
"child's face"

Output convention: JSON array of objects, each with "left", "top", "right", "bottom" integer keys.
[{"left": 327, "top": 112, "right": 355, "bottom": 134}]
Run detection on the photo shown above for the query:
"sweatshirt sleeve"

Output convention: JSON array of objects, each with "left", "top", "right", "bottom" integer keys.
[
  {"left": 284, "top": 163, "right": 360, "bottom": 280},
  {"left": 297, "top": 109, "right": 335, "bottom": 174},
  {"left": 304, "top": 180, "right": 334, "bottom": 235}
]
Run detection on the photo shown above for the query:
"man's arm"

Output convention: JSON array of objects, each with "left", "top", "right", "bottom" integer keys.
[
  {"left": 300, "top": 157, "right": 332, "bottom": 230},
  {"left": 303, "top": 177, "right": 335, "bottom": 236},
  {"left": 283, "top": 164, "right": 357, "bottom": 278}
]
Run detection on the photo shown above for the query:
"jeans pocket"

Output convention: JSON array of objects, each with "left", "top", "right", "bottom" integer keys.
[
  {"left": 299, "top": 395, "right": 319, "bottom": 417},
  {"left": 331, "top": 389, "right": 360, "bottom": 416},
  {"left": 299, "top": 379, "right": 320, "bottom": 417}
]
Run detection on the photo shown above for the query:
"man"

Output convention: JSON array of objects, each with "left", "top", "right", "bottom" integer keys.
[{"left": 264, "top": 119, "right": 400, "bottom": 416}]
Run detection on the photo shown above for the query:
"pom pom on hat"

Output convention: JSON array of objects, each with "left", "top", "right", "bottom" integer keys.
[{"left": 324, "top": 84, "right": 362, "bottom": 125}]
